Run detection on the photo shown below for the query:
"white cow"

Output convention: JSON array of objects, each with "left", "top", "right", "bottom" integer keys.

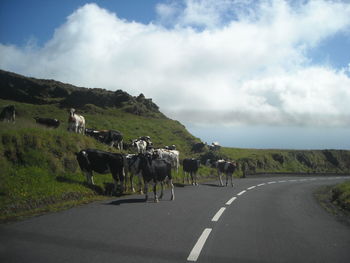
[{"left": 68, "top": 108, "right": 85, "bottom": 134}]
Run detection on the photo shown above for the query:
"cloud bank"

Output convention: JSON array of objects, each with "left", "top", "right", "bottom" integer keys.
[{"left": 1, "top": 0, "right": 350, "bottom": 127}]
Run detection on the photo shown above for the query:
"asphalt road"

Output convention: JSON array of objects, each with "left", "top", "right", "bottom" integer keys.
[{"left": 1, "top": 176, "right": 350, "bottom": 263}]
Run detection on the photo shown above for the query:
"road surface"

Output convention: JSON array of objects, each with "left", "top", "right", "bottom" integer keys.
[{"left": 1, "top": 175, "right": 350, "bottom": 263}]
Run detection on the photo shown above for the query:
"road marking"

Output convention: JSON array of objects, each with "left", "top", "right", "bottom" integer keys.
[
  {"left": 257, "top": 183, "right": 266, "bottom": 186},
  {"left": 247, "top": 186, "right": 256, "bottom": 190},
  {"left": 278, "top": 180, "right": 287, "bottom": 183},
  {"left": 268, "top": 181, "right": 276, "bottom": 184},
  {"left": 226, "top": 197, "right": 237, "bottom": 205},
  {"left": 237, "top": 190, "right": 246, "bottom": 196},
  {"left": 212, "top": 207, "right": 226, "bottom": 222},
  {"left": 187, "top": 228, "right": 212, "bottom": 262}
]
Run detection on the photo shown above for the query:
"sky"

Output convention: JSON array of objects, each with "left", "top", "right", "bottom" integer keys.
[{"left": 1, "top": 0, "right": 350, "bottom": 150}]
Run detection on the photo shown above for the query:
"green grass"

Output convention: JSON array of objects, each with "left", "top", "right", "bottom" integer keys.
[{"left": 332, "top": 181, "right": 350, "bottom": 211}]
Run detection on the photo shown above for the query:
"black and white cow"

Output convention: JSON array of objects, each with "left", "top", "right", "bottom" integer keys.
[
  {"left": 125, "top": 154, "right": 143, "bottom": 193},
  {"left": 183, "top": 158, "right": 201, "bottom": 185},
  {"left": 131, "top": 139, "right": 147, "bottom": 153},
  {"left": 0, "top": 105, "right": 16, "bottom": 123},
  {"left": 165, "top": 145, "right": 176, "bottom": 150},
  {"left": 138, "top": 152, "right": 174, "bottom": 202},
  {"left": 154, "top": 148, "right": 180, "bottom": 173},
  {"left": 207, "top": 159, "right": 237, "bottom": 187},
  {"left": 85, "top": 129, "right": 123, "bottom": 150},
  {"left": 209, "top": 142, "right": 221, "bottom": 151},
  {"left": 76, "top": 149, "right": 126, "bottom": 194},
  {"left": 34, "top": 117, "right": 60, "bottom": 128}
]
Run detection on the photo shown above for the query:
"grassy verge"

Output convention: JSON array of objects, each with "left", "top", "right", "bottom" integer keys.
[
  {"left": 314, "top": 181, "right": 350, "bottom": 226},
  {"left": 331, "top": 181, "right": 350, "bottom": 212}
]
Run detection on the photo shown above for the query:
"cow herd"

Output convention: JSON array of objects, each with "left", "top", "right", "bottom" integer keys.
[{"left": 1, "top": 105, "right": 238, "bottom": 202}]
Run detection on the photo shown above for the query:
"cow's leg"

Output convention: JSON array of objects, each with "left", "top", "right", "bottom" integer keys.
[
  {"left": 125, "top": 172, "right": 129, "bottom": 192},
  {"left": 131, "top": 175, "right": 137, "bottom": 193},
  {"left": 113, "top": 177, "right": 119, "bottom": 194},
  {"left": 137, "top": 173, "right": 143, "bottom": 194},
  {"left": 85, "top": 171, "right": 93, "bottom": 185},
  {"left": 169, "top": 179, "right": 175, "bottom": 200},
  {"left": 144, "top": 181, "right": 149, "bottom": 201},
  {"left": 218, "top": 172, "right": 223, "bottom": 186},
  {"left": 225, "top": 174, "right": 228, "bottom": 186},
  {"left": 159, "top": 181, "right": 164, "bottom": 199},
  {"left": 153, "top": 181, "right": 159, "bottom": 203},
  {"left": 230, "top": 174, "right": 234, "bottom": 187},
  {"left": 193, "top": 172, "right": 198, "bottom": 186}
]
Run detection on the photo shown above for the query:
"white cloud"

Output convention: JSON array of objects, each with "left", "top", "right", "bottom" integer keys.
[{"left": 1, "top": 0, "right": 350, "bottom": 127}]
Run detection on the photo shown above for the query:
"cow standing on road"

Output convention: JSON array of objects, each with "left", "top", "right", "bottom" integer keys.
[
  {"left": 138, "top": 152, "right": 174, "bottom": 202},
  {"left": 183, "top": 158, "right": 200, "bottom": 185},
  {"left": 206, "top": 159, "right": 237, "bottom": 186},
  {"left": 76, "top": 149, "right": 126, "bottom": 195},
  {"left": 210, "top": 159, "right": 237, "bottom": 187},
  {"left": 125, "top": 154, "right": 143, "bottom": 193},
  {"left": 0, "top": 105, "right": 16, "bottom": 123}
]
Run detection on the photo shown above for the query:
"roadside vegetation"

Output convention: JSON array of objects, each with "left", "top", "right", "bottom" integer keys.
[{"left": 331, "top": 181, "right": 350, "bottom": 212}]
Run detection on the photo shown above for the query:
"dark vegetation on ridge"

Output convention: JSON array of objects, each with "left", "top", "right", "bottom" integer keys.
[
  {"left": 0, "top": 69, "right": 163, "bottom": 118},
  {"left": 0, "top": 69, "right": 349, "bottom": 222}
]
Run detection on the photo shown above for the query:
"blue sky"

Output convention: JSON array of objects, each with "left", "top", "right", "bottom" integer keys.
[{"left": 1, "top": 0, "right": 350, "bottom": 149}]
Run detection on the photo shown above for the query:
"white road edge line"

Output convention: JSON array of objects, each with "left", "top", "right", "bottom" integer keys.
[
  {"left": 247, "top": 186, "right": 256, "bottom": 190},
  {"left": 237, "top": 190, "right": 246, "bottom": 196},
  {"left": 212, "top": 207, "right": 226, "bottom": 222},
  {"left": 226, "top": 197, "right": 237, "bottom": 205},
  {"left": 187, "top": 228, "right": 212, "bottom": 262}
]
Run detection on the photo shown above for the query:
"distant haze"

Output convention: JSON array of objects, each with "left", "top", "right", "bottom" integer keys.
[{"left": 187, "top": 125, "right": 350, "bottom": 150}]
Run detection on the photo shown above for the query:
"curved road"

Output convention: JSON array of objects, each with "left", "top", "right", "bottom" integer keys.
[{"left": 1, "top": 176, "right": 349, "bottom": 263}]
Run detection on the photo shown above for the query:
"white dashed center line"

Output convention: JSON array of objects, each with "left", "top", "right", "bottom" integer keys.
[
  {"left": 237, "top": 190, "right": 246, "bottom": 196},
  {"left": 257, "top": 183, "right": 266, "bottom": 186},
  {"left": 211, "top": 207, "right": 226, "bottom": 222},
  {"left": 226, "top": 196, "right": 237, "bottom": 205},
  {"left": 247, "top": 186, "right": 256, "bottom": 190},
  {"left": 187, "top": 228, "right": 212, "bottom": 262}
]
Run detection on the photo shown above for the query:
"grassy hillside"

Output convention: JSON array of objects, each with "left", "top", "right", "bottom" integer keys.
[
  {"left": 0, "top": 98, "right": 202, "bottom": 222},
  {"left": 220, "top": 147, "right": 350, "bottom": 175}
]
